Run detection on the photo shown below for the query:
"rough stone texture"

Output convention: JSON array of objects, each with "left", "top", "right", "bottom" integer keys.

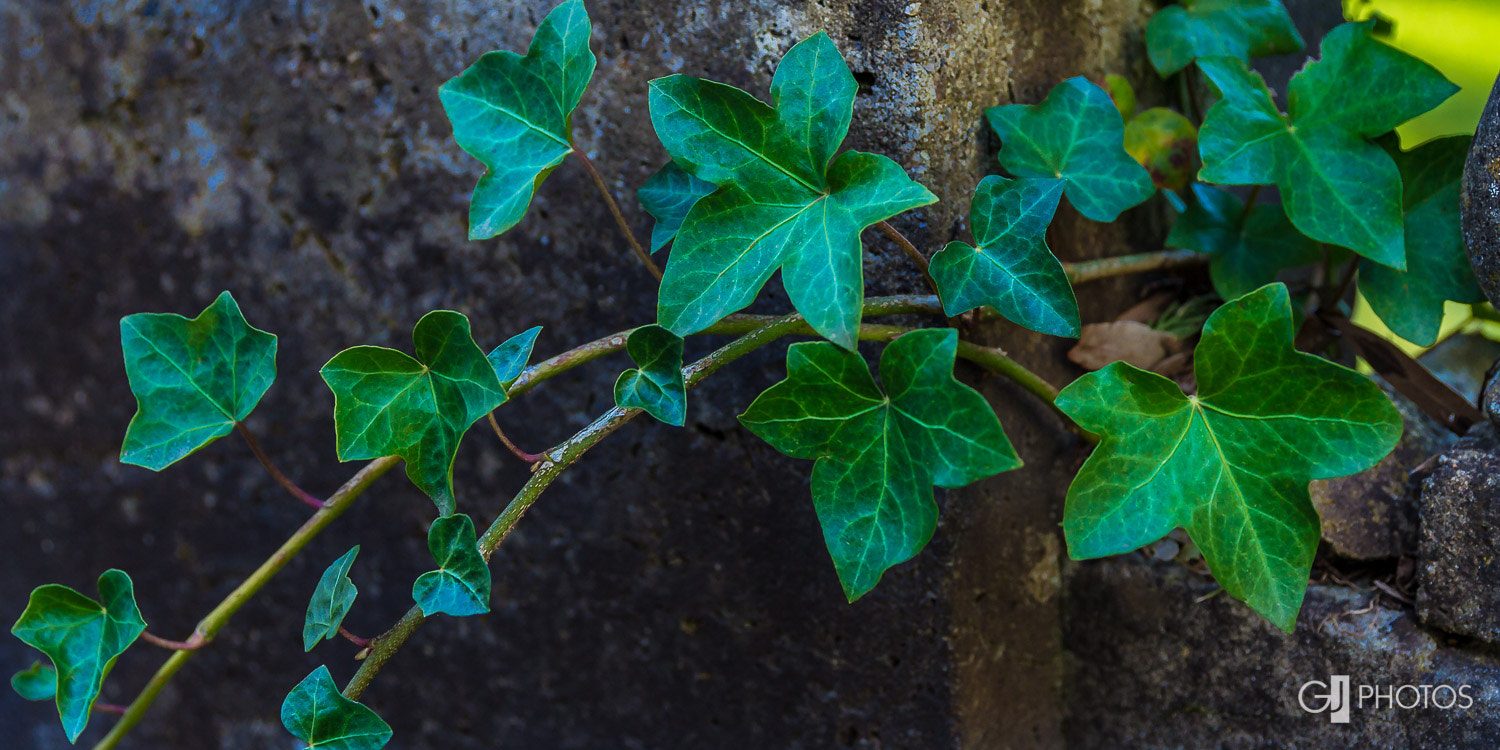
[
  {"left": 1463, "top": 71, "right": 1500, "bottom": 306},
  {"left": 1484, "top": 358, "right": 1500, "bottom": 426},
  {"left": 1417, "top": 424, "right": 1500, "bottom": 644}
]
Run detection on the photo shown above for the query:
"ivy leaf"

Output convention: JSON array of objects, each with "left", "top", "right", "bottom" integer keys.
[
  {"left": 1196, "top": 22, "right": 1458, "bottom": 269},
  {"left": 412, "top": 514, "right": 491, "bottom": 617},
  {"left": 638, "top": 162, "right": 716, "bottom": 253},
  {"left": 613, "top": 325, "right": 687, "bottom": 426},
  {"left": 929, "top": 176, "right": 1079, "bottom": 337},
  {"left": 1145, "top": 0, "right": 1303, "bottom": 76},
  {"left": 10, "top": 570, "right": 146, "bottom": 742},
  {"left": 119, "top": 291, "right": 276, "bottom": 471},
  {"left": 740, "top": 329, "right": 1021, "bottom": 600},
  {"left": 985, "top": 77, "right": 1154, "bottom": 223},
  {"left": 321, "top": 311, "right": 506, "bottom": 517},
  {"left": 1359, "top": 136, "right": 1485, "bottom": 346},
  {"left": 281, "top": 665, "right": 392, "bottom": 750},
  {"left": 303, "top": 547, "right": 360, "bottom": 652},
  {"left": 11, "top": 661, "right": 57, "bottom": 702},
  {"left": 649, "top": 32, "right": 937, "bottom": 349},
  {"left": 487, "top": 326, "right": 543, "bottom": 388},
  {"left": 1166, "top": 183, "right": 1320, "bottom": 300},
  {"left": 1124, "top": 107, "right": 1199, "bottom": 192},
  {"left": 1056, "top": 284, "right": 1402, "bottom": 630},
  {"left": 439, "top": 0, "right": 594, "bottom": 239}
]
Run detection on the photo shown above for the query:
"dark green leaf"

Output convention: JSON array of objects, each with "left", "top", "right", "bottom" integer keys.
[
  {"left": 303, "top": 546, "right": 360, "bottom": 652},
  {"left": 1056, "top": 284, "right": 1402, "bottom": 630},
  {"left": 439, "top": 0, "right": 594, "bottom": 239},
  {"left": 10, "top": 570, "right": 146, "bottom": 742},
  {"left": 1146, "top": 0, "right": 1303, "bottom": 76},
  {"left": 412, "top": 514, "right": 491, "bottom": 617},
  {"left": 11, "top": 661, "right": 57, "bottom": 702},
  {"left": 487, "top": 326, "right": 543, "bottom": 387},
  {"left": 649, "top": 32, "right": 937, "bottom": 349},
  {"left": 638, "top": 162, "right": 716, "bottom": 253},
  {"left": 985, "top": 77, "right": 1154, "bottom": 222},
  {"left": 280, "top": 665, "right": 392, "bottom": 750},
  {"left": 119, "top": 291, "right": 276, "bottom": 471},
  {"left": 740, "top": 329, "right": 1021, "bottom": 600},
  {"left": 1196, "top": 22, "right": 1458, "bottom": 268},
  {"left": 321, "top": 311, "right": 506, "bottom": 516},
  {"left": 613, "top": 325, "right": 687, "bottom": 426},
  {"left": 1124, "top": 107, "right": 1199, "bottom": 191},
  {"left": 929, "top": 176, "right": 1079, "bottom": 336},
  {"left": 1167, "top": 183, "right": 1320, "bottom": 300}
]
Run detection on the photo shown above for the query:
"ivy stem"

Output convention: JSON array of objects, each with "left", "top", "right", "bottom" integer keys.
[
  {"left": 235, "top": 422, "right": 325, "bottom": 510},
  {"left": 876, "top": 220, "right": 942, "bottom": 294},
  {"left": 1238, "top": 185, "right": 1263, "bottom": 227},
  {"left": 338, "top": 626, "right": 372, "bottom": 648},
  {"left": 93, "top": 704, "right": 127, "bottom": 716},
  {"left": 1063, "top": 249, "right": 1206, "bottom": 284},
  {"left": 90, "top": 456, "right": 400, "bottom": 750},
  {"left": 487, "top": 413, "right": 543, "bottom": 464},
  {"left": 573, "top": 149, "right": 663, "bottom": 281},
  {"left": 137, "top": 631, "right": 208, "bottom": 652}
]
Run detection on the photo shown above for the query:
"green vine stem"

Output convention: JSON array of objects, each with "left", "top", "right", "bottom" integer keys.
[
  {"left": 572, "top": 148, "right": 664, "bottom": 281},
  {"left": 1063, "top": 249, "right": 1205, "bottom": 284}
]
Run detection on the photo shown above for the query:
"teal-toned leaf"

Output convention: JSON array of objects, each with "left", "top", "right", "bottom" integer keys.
[
  {"left": 1166, "top": 183, "right": 1320, "bottom": 300},
  {"left": 638, "top": 162, "right": 716, "bottom": 253},
  {"left": 740, "top": 329, "right": 1021, "bottom": 600},
  {"left": 280, "top": 665, "right": 392, "bottom": 750},
  {"left": 1056, "top": 284, "right": 1402, "bottom": 631},
  {"left": 439, "top": 0, "right": 595, "bottom": 239},
  {"left": 649, "top": 32, "right": 937, "bottom": 349},
  {"left": 303, "top": 546, "right": 360, "bottom": 652},
  {"left": 12, "top": 661, "right": 57, "bottom": 702},
  {"left": 321, "top": 311, "right": 506, "bottom": 517},
  {"left": 119, "top": 291, "right": 276, "bottom": 471},
  {"left": 10, "top": 570, "right": 146, "bottom": 742},
  {"left": 1124, "top": 107, "right": 1199, "bottom": 191},
  {"left": 1196, "top": 22, "right": 1459, "bottom": 269},
  {"left": 1146, "top": 0, "right": 1303, "bottom": 76},
  {"left": 613, "top": 325, "right": 687, "bottom": 426},
  {"left": 487, "top": 326, "right": 543, "bottom": 387},
  {"left": 929, "top": 176, "right": 1079, "bottom": 337},
  {"left": 1359, "top": 136, "right": 1486, "bottom": 346},
  {"left": 985, "top": 77, "right": 1154, "bottom": 222},
  {"left": 412, "top": 514, "right": 491, "bottom": 617}
]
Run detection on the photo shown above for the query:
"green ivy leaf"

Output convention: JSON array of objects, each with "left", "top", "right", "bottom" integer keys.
[
  {"left": 487, "top": 325, "right": 543, "bottom": 388},
  {"left": 281, "top": 665, "right": 392, "bottom": 750},
  {"left": 1098, "top": 73, "right": 1136, "bottom": 120},
  {"left": 119, "top": 291, "right": 276, "bottom": 471},
  {"left": 929, "top": 176, "right": 1079, "bottom": 337},
  {"left": 11, "top": 661, "right": 57, "bottom": 702},
  {"left": 303, "top": 546, "right": 360, "bottom": 652},
  {"left": 985, "top": 77, "right": 1154, "bottom": 223},
  {"left": 1056, "top": 284, "right": 1402, "bottom": 631},
  {"left": 321, "top": 311, "right": 506, "bottom": 517},
  {"left": 1124, "top": 107, "right": 1199, "bottom": 192},
  {"left": 1359, "top": 136, "right": 1486, "bottom": 346},
  {"left": 1166, "top": 183, "right": 1320, "bottom": 300},
  {"left": 649, "top": 32, "right": 937, "bottom": 349},
  {"left": 10, "top": 570, "right": 146, "bottom": 742},
  {"left": 439, "top": 0, "right": 595, "bottom": 239},
  {"left": 613, "top": 325, "right": 687, "bottom": 426},
  {"left": 740, "top": 329, "right": 1021, "bottom": 600},
  {"left": 1145, "top": 0, "right": 1303, "bottom": 76},
  {"left": 638, "top": 162, "right": 716, "bottom": 253},
  {"left": 412, "top": 514, "right": 491, "bottom": 617},
  {"left": 1196, "top": 22, "right": 1458, "bottom": 269}
]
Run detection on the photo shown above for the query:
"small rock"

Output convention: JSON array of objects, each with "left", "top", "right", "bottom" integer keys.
[
  {"left": 1417, "top": 423, "right": 1500, "bottom": 643},
  {"left": 1462, "top": 71, "right": 1500, "bottom": 305},
  {"left": 1484, "top": 359, "right": 1499, "bottom": 426}
]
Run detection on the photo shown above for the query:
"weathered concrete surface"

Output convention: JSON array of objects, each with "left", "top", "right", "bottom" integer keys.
[
  {"left": 1417, "top": 424, "right": 1500, "bottom": 644},
  {"left": 1463, "top": 71, "right": 1500, "bottom": 305}
]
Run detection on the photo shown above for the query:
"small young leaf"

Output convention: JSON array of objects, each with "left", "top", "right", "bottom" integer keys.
[
  {"left": 929, "top": 176, "right": 1079, "bottom": 337},
  {"left": 740, "top": 329, "right": 1021, "bottom": 600},
  {"left": 1056, "top": 284, "right": 1402, "bottom": 631},
  {"left": 281, "top": 665, "right": 392, "bottom": 750},
  {"left": 11, "top": 661, "right": 57, "bottom": 702},
  {"left": 303, "top": 546, "right": 360, "bottom": 652},
  {"left": 1145, "top": 0, "right": 1303, "bottom": 76},
  {"left": 1166, "top": 183, "right": 1320, "bottom": 300},
  {"left": 440, "top": 0, "right": 595, "bottom": 239},
  {"left": 650, "top": 32, "right": 938, "bottom": 349},
  {"left": 613, "top": 325, "right": 687, "bottom": 426},
  {"left": 637, "top": 162, "right": 716, "bottom": 253},
  {"left": 1196, "top": 22, "right": 1458, "bottom": 269},
  {"left": 1124, "top": 107, "right": 1199, "bottom": 192},
  {"left": 321, "top": 311, "right": 506, "bottom": 517},
  {"left": 985, "top": 77, "right": 1154, "bottom": 222},
  {"left": 120, "top": 291, "right": 276, "bottom": 471},
  {"left": 1098, "top": 73, "right": 1136, "bottom": 120},
  {"left": 487, "top": 325, "right": 543, "bottom": 388},
  {"left": 412, "top": 514, "right": 491, "bottom": 617},
  {"left": 10, "top": 570, "right": 146, "bottom": 742},
  {"left": 1359, "top": 136, "right": 1486, "bottom": 346}
]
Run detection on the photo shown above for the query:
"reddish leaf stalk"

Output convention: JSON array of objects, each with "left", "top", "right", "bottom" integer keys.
[{"left": 235, "top": 422, "right": 324, "bottom": 510}]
